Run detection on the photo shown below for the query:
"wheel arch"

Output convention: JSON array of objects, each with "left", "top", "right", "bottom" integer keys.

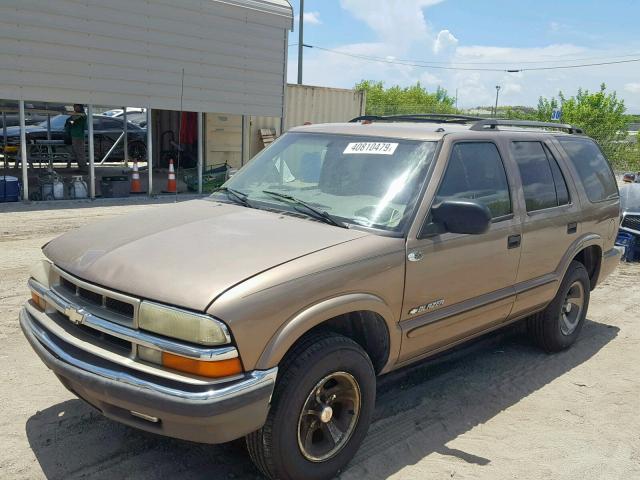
[
  {"left": 557, "top": 234, "right": 602, "bottom": 290},
  {"left": 255, "top": 293, "right": 400, "bottom": 375}
]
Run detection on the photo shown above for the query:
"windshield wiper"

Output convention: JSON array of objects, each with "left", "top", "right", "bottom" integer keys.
[
  {"left": 214, "top": 187, "right": 252, "bottom": 208},
  {"left": 262, "top": 190, "right": 348, "bottom": 228}
]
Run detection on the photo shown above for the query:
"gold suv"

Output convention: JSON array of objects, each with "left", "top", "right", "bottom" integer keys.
[{"left": 21, "top": 115, "right": 621, "bottom": 479}]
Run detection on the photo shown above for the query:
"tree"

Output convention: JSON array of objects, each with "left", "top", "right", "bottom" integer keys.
[
  {"left": 535, "top": 84, "right": 635, "bottom": 169},
  {"left": 355, "top": 80, "right": 456, "bottom": 116}
]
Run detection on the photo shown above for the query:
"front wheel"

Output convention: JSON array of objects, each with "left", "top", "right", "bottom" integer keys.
[
  {"left": 528, "top": 260, "right": 590, "bottom": 352},
  {"left": 246, "top": 332, "right": 375, "bottom": 480}
]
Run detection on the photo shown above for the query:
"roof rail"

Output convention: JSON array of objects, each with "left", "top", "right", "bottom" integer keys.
[
  {"left": 350, "top": 114, "right": 484, "bottom": 124},
  {"left": 470, "top": 119, "right": 584, "bottom": 134}
]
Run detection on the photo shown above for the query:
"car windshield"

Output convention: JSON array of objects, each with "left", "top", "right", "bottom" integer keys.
[
  {"left": 217, "top": 132, "right": 438, "bottom": 232},
  {"left": 37, "top": 114, "right": 70, "bottom": 129}
]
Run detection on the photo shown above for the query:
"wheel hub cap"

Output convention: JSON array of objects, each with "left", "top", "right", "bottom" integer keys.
[
  {"left": 560, "top": 281, "right": 585, "bottom": 336},
  {"left": 297, "top": 371, "right": 361, "bottom": 462}
]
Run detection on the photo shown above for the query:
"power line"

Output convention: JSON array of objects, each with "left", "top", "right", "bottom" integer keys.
[{"left": 302, "top": 44, "right": 640, "bottom": 72}]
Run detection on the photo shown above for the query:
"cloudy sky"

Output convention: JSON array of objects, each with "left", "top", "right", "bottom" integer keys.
[{"left": 287, "top": 0, "right": 640, "bottom": 112}]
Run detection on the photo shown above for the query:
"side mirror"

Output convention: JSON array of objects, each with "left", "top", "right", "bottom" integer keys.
[{"left": 430, "top": 200, "right": 492, "bottom": 235}]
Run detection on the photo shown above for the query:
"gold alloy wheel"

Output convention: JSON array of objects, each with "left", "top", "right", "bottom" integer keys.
[{"left": 297, "top": 371, "right": 361, "bottom": 462}]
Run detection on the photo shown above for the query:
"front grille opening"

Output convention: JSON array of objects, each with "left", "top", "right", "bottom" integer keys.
[
  {"left": 106, "top": 297, "right": 134, "bottom": 318},
  {"left": 78, "top": 287, "right": 103, "bottom": 305},
  {"left": 75, "top": 323, "right": 132, "bottom": 352},
  {"left": 622, "top": 215, "right": 640, "bottom": 231},
  {"left": 60, "top": 277, "right": 76, "bottom": 293}
]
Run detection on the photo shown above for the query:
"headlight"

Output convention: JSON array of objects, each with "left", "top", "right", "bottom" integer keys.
[
  {"left": 138, "top": 301, "right": 230, "bottom": 346},
  {"left": 30, "top": 259, "right": 52, "bottom": 287}
]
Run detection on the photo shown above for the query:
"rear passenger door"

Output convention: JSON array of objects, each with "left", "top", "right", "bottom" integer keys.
[
  {"left": 509, "top": 138, "right": 582, "bottom": 318},
  {"left": 400, "top": 139, "right": 522, "bottom": 363}
]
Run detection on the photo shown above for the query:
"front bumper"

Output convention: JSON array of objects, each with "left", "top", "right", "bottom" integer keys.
[{"left": 20, "top": 306, "right": 276, "bottom": 444}]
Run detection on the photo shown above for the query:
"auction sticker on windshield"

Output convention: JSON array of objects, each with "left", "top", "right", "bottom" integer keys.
[{"left": 344, "top": 142, "right": 399, "bottom": 155}]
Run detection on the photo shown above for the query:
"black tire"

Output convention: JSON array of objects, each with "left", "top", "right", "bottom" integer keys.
[
  {"left": 528, "top": 260, "right": 590, "bottom": 352},
  {"left": 246, "top": 331, "right": 375, "bottom": 480}
]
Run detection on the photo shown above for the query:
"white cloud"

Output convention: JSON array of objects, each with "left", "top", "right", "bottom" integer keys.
[
  {"left": 433, "top": 29, "right": 458, "bottom": 54},
  {"left": 303, "top": 11, "right": 322, "bottom": 25},
  {"left": 339, "top": 0, "right": 444, "bottom": 50},
  {"left": 625, "top": 82, "right": 640, "bottom": 93}
]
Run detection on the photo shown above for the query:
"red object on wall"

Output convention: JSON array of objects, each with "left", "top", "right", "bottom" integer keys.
[{"left": 179, "top": 112, "right": 198, "bottom": 145}]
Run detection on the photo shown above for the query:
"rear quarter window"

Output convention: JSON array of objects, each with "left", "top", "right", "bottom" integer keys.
[{"left": 557, "top": 137, "right": 618, "bottom": 203}]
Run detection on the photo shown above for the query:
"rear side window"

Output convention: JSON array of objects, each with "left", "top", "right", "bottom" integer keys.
[
  {"left": 511, "top": 142, "right": 558, "bottom": 211},
  {"left": 435, "top": 142, "right": 511, "bottom": 218},
  {"left": 557, "top": 137, "right": 618, "bottom": 202},
  {"left": 511, "top": 141, "right": 571, "bottom": 212}
]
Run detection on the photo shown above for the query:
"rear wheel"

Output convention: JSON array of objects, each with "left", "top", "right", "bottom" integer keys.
[
  {"left": 246, "top": 332, "right": 375, "bottom": 480},
  {"left": 528, "top": 260, "right": 590, "bottom": 352}
]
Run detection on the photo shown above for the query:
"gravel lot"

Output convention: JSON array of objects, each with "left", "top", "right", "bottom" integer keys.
[{"left": 1, "top": 199, "right": 639, "bottom": 480}]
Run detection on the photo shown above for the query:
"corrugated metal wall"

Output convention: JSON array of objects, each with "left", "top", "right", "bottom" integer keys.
[
  {"left": 0, "top": 0, "right": 292, "bottom": 116},
  {"left": 284, "top": 84, "right": 366, "bottom": 130},
  {"left": 247, "top": 84, "right": 367, "bottom": 158}
]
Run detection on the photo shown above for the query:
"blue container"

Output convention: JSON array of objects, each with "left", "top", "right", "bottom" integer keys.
[
  {"left": 615, "top": 231, "right": 639, "bottom": 262},
  {"left": 0, "top": 176, "right": 21, "bottom": 202}
]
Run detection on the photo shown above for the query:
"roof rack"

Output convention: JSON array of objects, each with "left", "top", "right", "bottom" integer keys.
[
  {"left": 470, "top": 119, "right": 584, "bottom": 134},
  {"left": 350, "top": 114, "right": 484, "bottom": 124}
]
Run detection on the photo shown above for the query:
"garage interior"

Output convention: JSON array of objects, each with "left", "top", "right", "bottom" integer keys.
[{"left": 0, "top": 0, "right": 294, "bottom": 201}]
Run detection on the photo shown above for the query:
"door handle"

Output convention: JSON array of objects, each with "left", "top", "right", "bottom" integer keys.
[
  {"left": 567, "top": 222, "right": 577, "bottom": 234},
  {"left": 508, "top": 234, "right": 521, "bottom": 249}
]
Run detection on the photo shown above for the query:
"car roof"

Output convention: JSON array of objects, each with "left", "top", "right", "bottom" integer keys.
[
  {"left": 288, "top": 122, "right": 470, "bottom": 141},
  {"left": 288, "top": 121, "right": 580, "bottom": 142}
]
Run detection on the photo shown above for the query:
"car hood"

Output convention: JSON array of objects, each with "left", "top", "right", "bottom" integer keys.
[
  {"left": 4, "top": 124, "right": 48, "bottom": 136},
  {"left": 43, "top": 199, "right": 370, "bottom": 311}
]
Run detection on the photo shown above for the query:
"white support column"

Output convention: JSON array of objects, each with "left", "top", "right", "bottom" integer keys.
[
  {"left": 123, "top": 107, "right": 128, "bottom": 166},
  {"left": 197, "top": 111, "right": 203, "bottom": 194},
  {"left": 2, "top": 112, "right": 8, "bottom": 169},
  {"left": 19, "top": 100, "right": 29, "bottom": 201},
  {"left": 147, "top": 107, "right": 153, "bottom": 196},
  {"left": 87, "top": 104, "right": 95, "bottom": 199}
]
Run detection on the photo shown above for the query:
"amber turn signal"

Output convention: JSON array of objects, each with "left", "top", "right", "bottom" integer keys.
[
  {"left": 161, "top": 352, "right": 243, "bottom": 378},
  {"left": 31, "top": 292, "right": 47, "bottom": 311}
]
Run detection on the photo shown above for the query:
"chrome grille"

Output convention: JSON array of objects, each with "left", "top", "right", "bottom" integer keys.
[
  {"left": 622, "top": 214, "right": 640, "bottom": 233},
  {"left": 51, "top": 266, "right": 140, "bottom": 328}
]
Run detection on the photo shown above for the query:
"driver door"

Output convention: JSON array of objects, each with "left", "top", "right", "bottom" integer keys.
[{"left": 399, "top": 139, "right": 522, "bottom": 364}]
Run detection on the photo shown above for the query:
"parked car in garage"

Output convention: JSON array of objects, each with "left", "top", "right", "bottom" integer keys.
[
  {"left": 2, "top": 114, "right": 147, "bottom": 162},
  {"left": 102, "top": 108, "right": 147, "bottom": 127}
]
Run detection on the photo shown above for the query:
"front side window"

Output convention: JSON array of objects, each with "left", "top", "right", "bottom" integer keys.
[
  {"left": 434, "top": 142, "right": 512, "bottom": 218},
  {"left": 219, "top": 132, "right": 438, "bottom": 232},
  {"left": 512, "top": 141, "right": 570, "bottom": 212},
  {"left": 557, "top": 137, "right": 618, "bottom": 203}
]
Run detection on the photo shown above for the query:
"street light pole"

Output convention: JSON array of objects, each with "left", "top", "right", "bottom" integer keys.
[
  {"left": 494, "top": 85, "right": 501, "bottom": 118},
  {"left": 297, "top": 0, "right": 304, "bottom": 85}
]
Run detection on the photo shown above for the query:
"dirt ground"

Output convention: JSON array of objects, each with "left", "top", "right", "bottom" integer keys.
[{"left": 1, "top": 199, "right": 639, "bottom": 480}]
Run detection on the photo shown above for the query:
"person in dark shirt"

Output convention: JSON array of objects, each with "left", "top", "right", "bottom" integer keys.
[{"left": 65, "top": 104, "right": 87, "bottom": 170}]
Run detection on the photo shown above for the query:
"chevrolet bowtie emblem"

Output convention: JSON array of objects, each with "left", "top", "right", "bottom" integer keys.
[{"left": 64, "top": 306, "right": 86, "bottom": 325}]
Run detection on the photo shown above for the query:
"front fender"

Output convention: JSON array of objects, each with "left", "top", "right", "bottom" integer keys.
[{"left": 255, "top": 293, "right": 401, "bottom": 374}]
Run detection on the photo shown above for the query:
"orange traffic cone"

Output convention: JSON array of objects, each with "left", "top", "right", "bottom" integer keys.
[
  {"left": 130, "top": 160, "right": 142, "bottom": 193},
  {"left": 166, "top": 158, "right": 177, "bottom": 193}
]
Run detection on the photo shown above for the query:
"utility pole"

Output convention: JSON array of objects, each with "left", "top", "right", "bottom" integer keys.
[
  {"left": 297, "top": 0, "right": 304, "bottom": 85},
  {"left": 494, "top": 85, "right": 501, "bottom": 118},
  {"left": 455, "top": 88, "right": 458, "bottom": 110}
]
